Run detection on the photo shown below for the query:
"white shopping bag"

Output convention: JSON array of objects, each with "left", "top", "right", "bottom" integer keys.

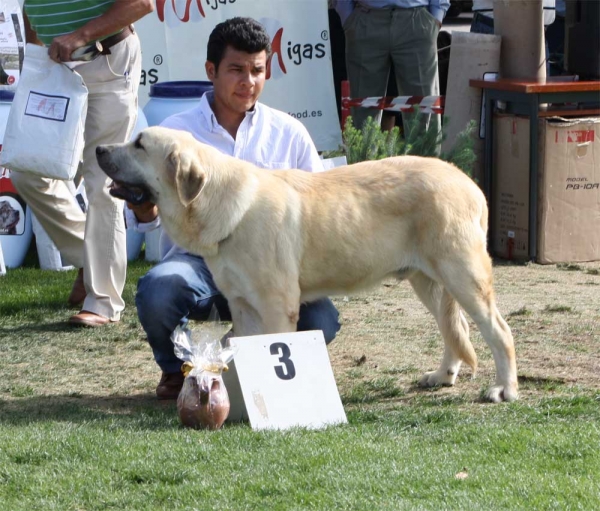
[{"left": 0, "top": 43, "right": 88, "bottom": 180}]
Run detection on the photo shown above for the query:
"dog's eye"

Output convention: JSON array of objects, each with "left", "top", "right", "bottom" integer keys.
[{"left": 134, "top": 135, "right": 144, "bottom": 150}]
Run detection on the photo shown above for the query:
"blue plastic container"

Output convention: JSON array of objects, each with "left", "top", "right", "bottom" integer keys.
[
  {"left": 0, "top": 89, "right": 33, "bottom": 269},
  {"left": 141, "top": 81, "right": 213, "bottom": 262},
  {"left": 143, "top": 81, "right": 213, "bottom": 127}
]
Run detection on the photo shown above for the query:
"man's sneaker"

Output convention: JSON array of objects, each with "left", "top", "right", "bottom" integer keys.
[{"left": 156, "top": 371, "right": 185, "bottom": 400}]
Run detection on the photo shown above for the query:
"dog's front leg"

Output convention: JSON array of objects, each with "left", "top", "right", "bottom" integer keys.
[
  {"left": 228, "top": 297, "right": 264, "bottom": 337},
  {"left": 229, "top": 291, "right": 301, "bottom": 337},
  {"left": 259, "top": 298, "right": 300, "bottom": 335},
  {"left": 256, "top": 281, "right": 302, "bottom": 334}
]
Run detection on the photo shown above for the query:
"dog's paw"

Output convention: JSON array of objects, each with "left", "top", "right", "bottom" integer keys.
[
  {"left": 418, "top": 369, "right": 457, "bottom": 388},
  {"left": 484, "top": 384, "right": 519, "bottom": 403}
]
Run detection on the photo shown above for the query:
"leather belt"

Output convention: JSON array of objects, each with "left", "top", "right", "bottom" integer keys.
[{"left": 99, "top": 25, "right": 134, "bottom": 55}]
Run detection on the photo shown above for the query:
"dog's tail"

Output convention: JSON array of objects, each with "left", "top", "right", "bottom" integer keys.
[{"left": 440, "top": 289, "right": 478, "bottom": 374}]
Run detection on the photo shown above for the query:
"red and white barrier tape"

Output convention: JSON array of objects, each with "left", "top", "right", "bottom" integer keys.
[
  {"left": 340, "top": 80, "right": 445, "bottom": 129},
  {"left": 342, "top": 95, "right": 445, "bottom": 115}
]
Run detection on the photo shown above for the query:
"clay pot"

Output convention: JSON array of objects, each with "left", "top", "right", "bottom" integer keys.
[{"left": 177, "top": 374, "right": 230, "bottom": 430}]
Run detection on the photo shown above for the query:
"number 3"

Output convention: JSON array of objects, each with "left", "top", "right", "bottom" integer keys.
[{"left": 270, "top": 343, "right": 296, "bottom": 380}]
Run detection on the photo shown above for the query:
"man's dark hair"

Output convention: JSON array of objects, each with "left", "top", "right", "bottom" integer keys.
[{"left": 207, "top": 17, "right": 272, "bottom": 70}]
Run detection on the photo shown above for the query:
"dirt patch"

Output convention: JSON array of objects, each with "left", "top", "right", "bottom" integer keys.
[
  {"left": 328, "top": 260, "right": 600, "bottom": 400},
  {"left": 1, "top": 260, "right": 598, "bottom": 404}
]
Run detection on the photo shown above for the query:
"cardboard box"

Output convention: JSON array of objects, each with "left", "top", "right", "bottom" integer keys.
[
  {"left": 492, "top": 114, "right": 600, "bottom": 264},
  {"left": 442, "top": 32, "right": 501, "bottom": 186}
]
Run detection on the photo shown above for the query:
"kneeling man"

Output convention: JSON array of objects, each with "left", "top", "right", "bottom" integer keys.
[{"left": 127, "top": 17, "right": 341, "bottom": 399}]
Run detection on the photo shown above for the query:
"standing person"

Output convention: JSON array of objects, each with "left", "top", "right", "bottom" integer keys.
[
  {"left": 333, "top": 0, "right": 447, "bottom": 130},
  {"left": 11, "top": 0, "right": 154, "bottom": 327},
  {"left": 471, "top": 0, "right": 556, "bottom": 76},
  {"left": 545, "top": 0, "right": 564, "bottom": 76},
  {"left": 471, "top": 0, "right": 556, "bottom": 35},
  {"left": 127, "top": 17, "right": 341, "bottom": 400}
]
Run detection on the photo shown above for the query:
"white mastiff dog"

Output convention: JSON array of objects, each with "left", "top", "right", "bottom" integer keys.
[{"left": 97, "top": 126, "right": 518, "bottom": 402}]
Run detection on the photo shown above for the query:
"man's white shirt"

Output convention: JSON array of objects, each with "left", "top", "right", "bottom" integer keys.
[
  {"left": 126, "top": 91, "right": 323, "bottom": 258},
  {"left": 160, "top": 91, "right": 323, "bottom": 172}
]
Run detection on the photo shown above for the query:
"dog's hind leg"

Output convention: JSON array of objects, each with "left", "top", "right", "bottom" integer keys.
[
  {"left": 436, "top": 256, "right": 518, "bottom": 403},
  {"left": 409, "top": 271, "right": 478, "bottom": 388}
]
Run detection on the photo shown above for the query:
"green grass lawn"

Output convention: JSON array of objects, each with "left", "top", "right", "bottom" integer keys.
[{"left": 1, "top": 261, "right": 599, "bottom": 510}]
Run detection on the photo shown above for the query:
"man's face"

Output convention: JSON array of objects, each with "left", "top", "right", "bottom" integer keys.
[{"left": 205, "top": 46, "right": 267, "bottom": 116}]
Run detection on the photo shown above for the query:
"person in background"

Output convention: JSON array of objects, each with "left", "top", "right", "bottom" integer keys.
[
  {"left": 545, "top": 0, "right": 565, "bottom": 76},
  {"left": 11, "top": 0, "right": 154, "bottom": 327},
  {"left": 327, "top": 0, "right": 348, "bottom": 123},
  {"left": 332, "top": 0, "right": 447, "bottom": 132},
  {"left": 471, "top": 0, "right": 556, "bottom": 74},
  {"left": 126, "top": 17, "right": 341, "bottom": 400}
]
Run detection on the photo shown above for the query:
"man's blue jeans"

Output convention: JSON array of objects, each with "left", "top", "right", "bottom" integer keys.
[
  {"left": 470, "top": 12, "right": 495, "bottom": 35},
  {"left": 136, "top": 252, "right": 341, "bottom": 373}
]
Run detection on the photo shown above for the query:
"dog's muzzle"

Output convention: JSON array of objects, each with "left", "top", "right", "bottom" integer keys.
[
  {"left": 95, "top": 146, "right": 152, "bottom": 205},
  {"left": 108, "top": 181, "right": 151, "bottom": 205}
]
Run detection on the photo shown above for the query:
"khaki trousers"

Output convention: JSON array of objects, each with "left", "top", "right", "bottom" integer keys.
[
  {"left": 11, "top": 33, "right": 142, "bottom": 320},
  {"left": 343, "top": 6, "right": 440, "bottom": 130}
]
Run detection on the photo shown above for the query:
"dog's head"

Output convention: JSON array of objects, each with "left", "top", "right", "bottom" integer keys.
[
  {"left": 96, "top": 126, "right": 208, "bottom": 209},
  {"left": 0, "top": 200, "right": 20, "bottom": 230}
]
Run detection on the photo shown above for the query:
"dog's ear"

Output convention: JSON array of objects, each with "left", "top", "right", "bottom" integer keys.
[{"left": 167, "top": 149, "right": 205, "bottom": 207}]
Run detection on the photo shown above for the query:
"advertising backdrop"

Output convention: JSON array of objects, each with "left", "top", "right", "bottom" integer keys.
[{"left": 134, "top": 0, "right": 342, "bottom": 151}]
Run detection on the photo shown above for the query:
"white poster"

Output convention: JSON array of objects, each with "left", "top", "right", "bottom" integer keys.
[
  {"left": 0, "top": 0, "right": 25, "bottom": 89},
  {"left": 134, "top": 0, "right": 342, "bottom": 151}
]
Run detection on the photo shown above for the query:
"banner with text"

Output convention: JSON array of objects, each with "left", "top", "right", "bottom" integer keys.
[{"left": 134, "top": 0, "right": 342, "bottom": 151}]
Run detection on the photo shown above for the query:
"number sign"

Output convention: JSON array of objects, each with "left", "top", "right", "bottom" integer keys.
[{"left": 222, "top": 330, "right": 347, "bottom": 430}]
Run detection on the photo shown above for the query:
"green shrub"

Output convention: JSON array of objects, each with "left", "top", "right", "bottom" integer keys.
[{"left": 326, "top": 111, "right": 477, "bottom": 178}]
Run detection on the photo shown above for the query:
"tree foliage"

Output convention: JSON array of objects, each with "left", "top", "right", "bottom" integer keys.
[{"left": 325, "top": 110, "right": 478, "bottom": 178}]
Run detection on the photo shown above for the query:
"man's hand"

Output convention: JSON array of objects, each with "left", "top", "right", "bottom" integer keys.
[
  {"left": 127, "top": 201, "right": 158, "bottom": 224},
  {"left": 45, "top": 0, "right": 154, "bottom": 62},
  {"left": 48, "top": 32, "right": 89, "bottom": 62}
]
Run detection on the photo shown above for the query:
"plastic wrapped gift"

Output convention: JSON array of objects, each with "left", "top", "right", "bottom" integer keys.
[{"left": 172, "top": 323, "right": 236, "bottom": 430}]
